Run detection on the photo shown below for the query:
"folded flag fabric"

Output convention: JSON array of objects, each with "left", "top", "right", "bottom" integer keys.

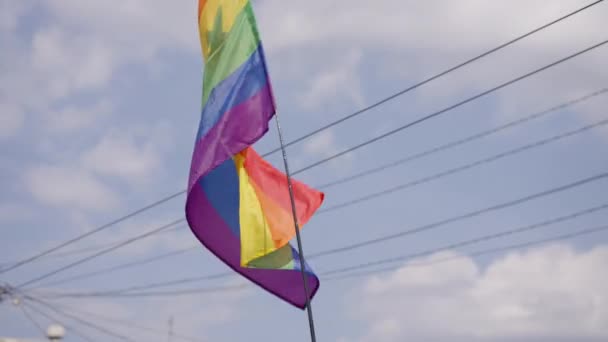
[{"left": 185, "top": 0, "right": 324, "bottom": 309}]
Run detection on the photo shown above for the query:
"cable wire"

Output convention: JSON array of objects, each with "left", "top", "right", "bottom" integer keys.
[
  {"left": 2, "top": 1, "right": 600, "bottom": 275},
  {"left": 40, "top": 302, "right": 205, "bottom": 342},
  {"left": 321, "top": 202, "right": 608, "bottom": 276},
  {"left": 316, "top": 88, "right": 608, "bottom": 190},
  {"left": 0, "top": 194, "right": 186, "bottom": 276},
  {"left": 36, "top": 272, "right": 234, "bottom": 299},
  {"left": 292, "top": 39, "right": 608, "bottom": 176},
  {"left": 2, "top": 225, "right": 184, "bottom": 271},
  {"left": 31, "top": 202, "right": 608, "bottom": 298},
  {"left": 23, "top": 124, "right": 608, "bottom": 293},
  {"left": 16, "top": 220, "right": 185, "bottom": 289},
  {"left": 23, "top": 301, "right": 98, "bottom": 342},
  {"left": 22, "top": 116, "right": 608, "bottom": 292},
  {"left": 39, "top": 284, "right": 247, "bottom": 299},
  {"left": 262, "top": 0, "right": 606, "bottom": 157},
  {"left": 26, "top": 296, "right": 134, "bottom": 342},
  {"left": 22, "top": 94, "right": 608, "bottom": 292},
  {"left": 30, "top": 223, "right": 608, "bottom": 297},
  {"left": 309, "top": 171, "right": 608, "bottom": 258},
  {"left": 318, "top": 117, "right": 608, "bottom": 213},
  {"left": 18, "top": 303, "right": 47, "bottom": 337},
  {"left": 326, "top": 224, "right": 608, "bottom": 281},
  {"left": 35, "top": 245, "right": 200, "bottom": 289}
]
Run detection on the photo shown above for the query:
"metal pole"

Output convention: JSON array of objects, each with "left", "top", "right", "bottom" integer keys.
[
  {"left": 273, "top": 115, "right": 317, "bottom": 342},
  {"left": 168, "top": 316, "right": 174, "bottom": 342}
]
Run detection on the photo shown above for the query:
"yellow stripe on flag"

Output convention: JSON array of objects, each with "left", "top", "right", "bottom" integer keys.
[
  {"left": 199, "top": 0, "right": 249, "bottom": 60},
  {"left": 235, "top": 153, "right": 276, "bottom": 267}
]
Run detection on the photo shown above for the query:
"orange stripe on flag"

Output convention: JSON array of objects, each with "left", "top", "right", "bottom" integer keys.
[
  {"left": 242, "top": 147, "right": 324, "bottom": 244},
  {"left": 249, "top": 179, "right": 294, "bottom": 248},
  {"left": 198, "top": 0, "right": 207, "bottom": 21}
]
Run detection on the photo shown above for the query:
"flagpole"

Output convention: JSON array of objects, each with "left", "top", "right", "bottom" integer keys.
[{"left": 273, "top": 114, "right": 318, "bottom": 342}]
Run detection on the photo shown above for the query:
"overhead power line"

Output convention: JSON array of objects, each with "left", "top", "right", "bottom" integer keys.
[
  {"left": 2, "top": 1, "right": 600, "bottom": 276},
  {"left": 20, "top": 92, "right": 607, "bottom": 291},
  {"left": 1, "top": 225, "right": 184, "bottom": 271},
  {"left": 38, "top": 284, "right": 247, "bottom": 299},
  {"left": 36, "top": 272, "right": 234, "bottom": 299},
  {"left": 0, "top": 194, "right": 186, "bottom": 276},
  {"left": 326, "top": 224, "right": 608, "bottom": 281},
  {"left": 309, "top": 171, "right": 608, "bottom": 258},
  {"left": 316, "top": 88, "right": 608, "bottom": 190},
  {"left": 33, "top": 223, "right": 608, "bottom": 298},
  {"left": 318, "top": 117, "right": 608, "bottom": 213},
  {"left": 23, "top": 301, "right": 98, "bottom": 342},
  {"left": 16, "top": 220, "right": 186, "bottom": 289},
  {"left": 18, "top": 304, "right": 47, "bottom": 337},
  {"left": 321, "top": 202, "right": 608, "bottom": 276},
  {"left": 26, "top": 296, "right": 135, "bottom": 342},
  {"left": 34, "top": 246, "right": 200, "bottom": 289},
  {"left": 31, "top": 301, "right": 205, "bottom": 342},
  {"left": 292, "top": 39, "right": 608, "bottom": 176},
  {"left": 263, "top": 0, "right": 606, "bottom": 156},
  {"left": 22, "top": 112, "right": 607, "bottom": 293},
  {"left": 23, "top": 117, "right": 608, "bottom": 293},
  {"left": 31, "top": 202, "right": 608, "bottom": 299}
]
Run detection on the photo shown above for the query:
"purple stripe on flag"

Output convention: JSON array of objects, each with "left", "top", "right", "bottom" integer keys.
[
  {"left": 185, "top": 182, "right": 319, "bottom": 309},
  {"left": 188, "top": 82, "right": 275, "bottom": 193}
]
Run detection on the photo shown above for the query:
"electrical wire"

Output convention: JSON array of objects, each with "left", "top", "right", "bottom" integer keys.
[
  {"left": 18, "top": 117, "right": 607, "bottom": 294},
  {"left": 291, "top": 39, "right": 608, "bottom": 176},
  {"left": 316, "top": 88, "right": 608, "bottom": 190},
  {"left": 318, "top": 117, "right": 608, "bottom": 213},
  {"left": 16, "top": 220, "right": 185, "bottom": 289},
  {"left": 31, "top": 222, "right": 608, "bottom": 298},
  {"left": 23, "top": 301, "right": 98, "bottom": 342},
  {"left": 309, "top": 171, "right": 608, "bottom": 258},
  {"left": 36, "top": 272, "right": 234, "bottom": 299},
  {"left": 21, "top": 142, "right": 608, "bottom": 295},
  {"left": 326, "top": 224, "right": 608, "bottom": 281},
  {"left": 0, "top": 193, "right": 186, "bottom": 276},
  {"left": 261, "top": 0, "right": 606, "bottom": 157},
  {"left": 34, "top": 245, "right": 201, "bottom": 289},
  {"left": 1, "top": 225, "right": 184, "bottom": 271},
  {"left": 38, "top": 302, "right": 205, "bottom": 342},
  {"left": 320, "top": 202, "right": 608, "bottom": 276},
  {"left": 39, "top": 284, "right": 247, "bottom": 299},
  {"left": 25, "top": 296, "right": 134, "bottom": 342},
  {"left": 21, "top": 93, "right": 608, "bottom": 292},
  {"left": 28, "top": 202, "right": 608, "bottom": 298},
  {"left": 2, "top": 1, "right": 601, "bottom": 276},
  {"left": 18, "top": 303, "right": 47, "bottom": 337}
]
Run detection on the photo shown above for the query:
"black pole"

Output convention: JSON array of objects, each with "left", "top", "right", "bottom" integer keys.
[{"left": 273, "top": 115, "right": 317, "bottom": 342}]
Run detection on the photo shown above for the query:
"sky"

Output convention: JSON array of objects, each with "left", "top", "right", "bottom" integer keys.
[{"left": 1, "top": 0, "right": 608, "bottom": 341}]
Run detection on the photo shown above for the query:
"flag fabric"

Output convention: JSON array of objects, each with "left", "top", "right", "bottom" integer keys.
[{"left": 185, "top": 0, "right": 324, "bottom": 309}]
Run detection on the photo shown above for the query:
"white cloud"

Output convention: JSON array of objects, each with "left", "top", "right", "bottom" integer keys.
[
  {"left": 257, "top": 0, "right": 608, "bottom": 128},
  {"left": 88, "top": 217, "right": 193, "bottom": 258},
  {"left": 302, "top": 130, "right": 355, "bottom": 174},
  {"left": 0, "top": 203, "right": 32, "bottom": 224},
  {"left": 38, "top": 280, "right": 252, "bottom": 342},
  {"left": 24, "top": 164, "right": 119, "bottom": 212},
  {"left": 82, "top": 130, "right": 162, "bottom": 185},
  {"left": 31, "top": 27, "right": 115, "bottom": 94},
  {"left": 0, "top": 1, "right": 31, "bottom": 33},
  {"left": 347, "top": 244, "right": 608, "bottom": 342},
  {"left": 258, "top": 0, "right": 605, "bottom": 55},
  {"left": 299, "top": 50, "right": 364, "bottom": 109},
  {"left": 0, "top": 1, "right": 197, "bottom": 139},
  {"left": 45, "top": 100, "right": 112, "bottom": 133},
  {"left": 0, "top": 101, "right": 25, "bottom": 139}
]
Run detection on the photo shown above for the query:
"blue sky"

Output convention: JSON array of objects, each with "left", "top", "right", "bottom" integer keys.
[{"left": 1, "top": 1, "right": 608, "bottom": 341}]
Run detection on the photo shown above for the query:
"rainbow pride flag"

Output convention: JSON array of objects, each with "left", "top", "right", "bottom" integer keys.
[{"left": 185, "top": 0, "right": 324, "bottom": 308}]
